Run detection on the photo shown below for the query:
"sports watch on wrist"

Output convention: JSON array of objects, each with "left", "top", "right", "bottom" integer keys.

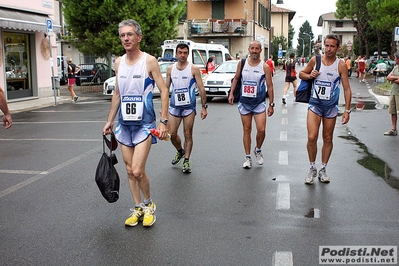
[
  {"left": 345, "top": 109, "right": 351, "bottom": 114},
  {"left": 202, "top": 104, "right": 208, "bottom": 109},
  {"left": 160, "top": 119, "right": 168, "bottom": 125},
  {"left": 269, "top": 102, "right": 275, "bottom": 107}
]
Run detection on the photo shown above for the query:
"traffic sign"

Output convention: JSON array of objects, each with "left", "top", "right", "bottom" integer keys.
[
  {"left": 46, "top": 18, "right": 53, "bottom": 36},
  {"left": 395, "top": 27, "right": 399, "bottom": 41}
]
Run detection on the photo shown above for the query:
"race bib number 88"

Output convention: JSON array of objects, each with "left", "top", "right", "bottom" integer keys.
[
  {"left": 121, "top": 95, "right": 144, "bottom": 121},
  {"left": 174, "top": 87, "right": 190, "bottom": 106}
]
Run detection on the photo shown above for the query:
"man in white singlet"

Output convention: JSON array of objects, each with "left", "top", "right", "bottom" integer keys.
[
  {"left": 228, "top": 40, "right": 275, "bottom": 169},
  {"left": 299, "top": 34, "right": 352, "bottom": 185},
  {"left": 103, "top": 20, "right": 169, "bottom": 227},
  {"left": 166, "top": 43, "right": 208, "bottom": 173}
]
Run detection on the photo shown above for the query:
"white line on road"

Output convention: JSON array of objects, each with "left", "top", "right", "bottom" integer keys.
[
  {"left": 281, "top": 117, "right": 288, "bottom": 125},
  {"left": 278, "top": 151, "right": 288, "bottom": 165},
  {"left": 274, "top": 251, "right": 293, "bottom": 266},
  {"left": 0, "top": 170, "right": 48, "bottom": 175},
  {"left": 276, "top": 183, "right": 290, "bottom": 210},
  {"left": 0, "top": 138, "right": 99, "bottom": 142},
  {"left": 0, "top": 146, "right": 101, "bottom": 199},
  {"left": 282, "top": 109, "right": 288, "bottom": 114},
  {"left": 280, "top": 131, "right": 287, "bottom": 141}
]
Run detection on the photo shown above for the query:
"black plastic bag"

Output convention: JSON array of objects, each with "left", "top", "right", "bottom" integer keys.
[{"left": 95, "top": 133, "right": 120, "bottom": 203}]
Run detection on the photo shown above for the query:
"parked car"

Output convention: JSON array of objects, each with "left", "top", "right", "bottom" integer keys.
[
  {"left": 76, "top": 63, "right": 115, "bottom": 86},
  {"left": 103, "top": 76, "right": 116, "bottom": 96},
  {"left": 102, "top": 61, "right": 174, "bottom": 97},
  {"left": 153, "top": 61, "right": 174, "bottom": 96},
  {"left": 203, "top": 60, "right": 239, "bottom": 101}
]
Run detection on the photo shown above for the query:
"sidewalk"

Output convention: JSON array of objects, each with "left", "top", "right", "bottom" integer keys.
[{"left": 6, "top": 85, "right": 100, "bottom": 114}]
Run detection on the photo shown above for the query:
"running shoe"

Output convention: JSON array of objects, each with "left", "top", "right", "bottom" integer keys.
[
  {"left": 73, "top": 95, "right": 79, "bottom": 103},
  {"left": 243, "top": 157, "right": 252, "bottom": 169},
  {"left": 282, "top": 97, "right": 286, "bottom": 104},
  {"left": 171, "top": 150, "right": 185, "bottom": 165},
  {"left": 143, "top": 201, "right": 156, "bottom": 227},
  {"left": 318, "top": 168, "right": 330, "bottom": 183},
  {"left": 182, "top": 160, "right": 192, "bottom": 173},
  {"left": 384, "top": 129, "right": 398, "bottom": 136},
  {"left": 125, "top": 205, "right": 144, "bottom": 227},
  {"left": 253, "top": 148, "right": 264, "bottom": 165},
  {"left": 305, "top": 167, "right": 317, "bottom": 185}
]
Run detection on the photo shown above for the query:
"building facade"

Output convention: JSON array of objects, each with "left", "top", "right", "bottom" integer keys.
[
  {"left": 0, "top": 0, "right": 61, "bottom": 101},
  {"left": 317, "top": 12, "right": 357, "bottom": 55},
  {"left": 180, "top": 0, "right": 274, "bottom": 61}
]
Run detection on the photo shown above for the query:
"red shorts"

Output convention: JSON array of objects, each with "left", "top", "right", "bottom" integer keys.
[{"left": 68, "top": 78, "right": 76, "bottom": 86}]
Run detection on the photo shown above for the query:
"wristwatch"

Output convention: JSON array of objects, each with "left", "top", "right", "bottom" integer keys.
[
  {"left": 345, "top": 109, "right": 351, "bottom": 114},
  {"left": 269, "top": 102, "right": 275, "bottom": 107},
  {"left": 202, "top": 104, "right": 208, "bottom": 109},
  {"left": 160, "top": 119, "right": 168, "bottom": 125}
]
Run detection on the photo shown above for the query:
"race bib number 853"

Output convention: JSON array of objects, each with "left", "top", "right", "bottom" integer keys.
[{"left": 121, "top": 95, "right": 144, "bottom": 121}]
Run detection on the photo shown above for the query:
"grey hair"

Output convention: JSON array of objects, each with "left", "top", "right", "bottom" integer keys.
[
  {"left": 118, "top": 19, "right": 142, "bottom": 36},
  {"left": 324, "top": 34, "right": 341, "bottom": 47}
]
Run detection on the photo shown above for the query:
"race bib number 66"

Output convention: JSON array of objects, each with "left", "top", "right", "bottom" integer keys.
[{"left": 121, "top": 95, "right": 144, "bottom": 121}]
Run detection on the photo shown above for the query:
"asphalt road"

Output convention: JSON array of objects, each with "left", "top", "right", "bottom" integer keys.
[{"left": 0, "top": 69, "right": 398, "bottom": 266}]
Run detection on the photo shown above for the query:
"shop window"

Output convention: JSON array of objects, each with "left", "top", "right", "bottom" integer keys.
[{"left": 4, "top": 32, "right": 32, "bottom": 99}]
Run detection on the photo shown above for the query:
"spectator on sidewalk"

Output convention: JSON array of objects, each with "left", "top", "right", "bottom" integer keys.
[
  {"left": 384, "top": 53, "right": 399, "bottom": 136},
  {"left": 67, "top": 58, "right": 81, "bottom": 103},
  {"left": 345, "top": 56, "right": 352, "bottom": 77},
  {"left": 0, "top": 87, "right": 12, "bottom": 129}
]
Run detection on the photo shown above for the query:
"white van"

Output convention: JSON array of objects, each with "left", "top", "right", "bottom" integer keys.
[{"left": 161, "top": 39, "right": 232, "bottom": 72}]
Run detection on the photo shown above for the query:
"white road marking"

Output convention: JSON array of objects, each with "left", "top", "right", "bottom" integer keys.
[
  {"left": 276, "top": 183, "right": 290, "bottom": 210},
  {"left": 280, "top": 131, "right": 288, "bottom": 141},
  {"left": 274, "top": 251, "right": 293, "bottom": 266},
  {"left": 278, "top": 151, "right": 288, "bottom": 165},
  {"left": 281, "top": 117, "right": 288, "bottom": 125},
  {"left": 0, "top": 146, "right": 101, "bottom": 199},
  {"left": 0, "top": 138, "right": 99, "bottom": 141},
  {"left": 0, "top": 170, "right": 48, "bottom": 175},
  {"left": 282, "top": 109, "right": 288, "bottom": 114}
]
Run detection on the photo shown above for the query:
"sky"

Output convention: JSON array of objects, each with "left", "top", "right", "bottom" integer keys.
[{"left": 275, "top": 0, "right": 338, "bottom": 47}]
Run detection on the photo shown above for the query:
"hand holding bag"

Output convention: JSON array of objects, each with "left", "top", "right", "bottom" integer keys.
[
  {"left": 295, "top": 54, "right": 321, "bottom": 103},
  {"left": 95, "top": 133, "right": 120, "bottom": 203}
]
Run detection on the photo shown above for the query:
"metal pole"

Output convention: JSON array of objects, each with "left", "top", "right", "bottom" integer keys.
[{"left": 48, "top": 34, "right": 57, "bottom": 106}]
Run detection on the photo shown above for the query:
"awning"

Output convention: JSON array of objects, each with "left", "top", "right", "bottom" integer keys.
[{"left": 0, "top": 8, "right": 60, "bottom": 33}]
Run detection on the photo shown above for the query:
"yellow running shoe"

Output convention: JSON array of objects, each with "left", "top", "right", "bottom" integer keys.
[
  {"left": 142, "top": 201, "right": 156, "bottom": 227},
  {"left": 125, "top": 206, "right": 144, "bottom": 227}
]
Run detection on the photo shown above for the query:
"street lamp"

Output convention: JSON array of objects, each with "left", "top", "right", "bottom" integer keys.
[
  {"left": 303, "top": 32, "right": 312, "bottom": 57},
  {"left": 298, "top": 37, "right": 305, "bottom": 57}
]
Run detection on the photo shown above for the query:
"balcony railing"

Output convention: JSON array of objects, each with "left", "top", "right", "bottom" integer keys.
[{"left": 189, "top": 18, "right": 248, "bottom": 36}]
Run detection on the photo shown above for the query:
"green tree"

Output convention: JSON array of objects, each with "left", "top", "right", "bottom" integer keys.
[
  {"left": 62, "top": 0, "right": 185, "bottom": 57},
  {"left": 336, "top": 0, "right": 371, "bottom": 57},
  {"left": 288, "top": 24, "right": 295, "bottom": 49},
  {"left": 367, "top": 0, "right": 399, "bottom": 57},
  {"left": 296, "top": 21, "right": 314, "bottom": 58}
]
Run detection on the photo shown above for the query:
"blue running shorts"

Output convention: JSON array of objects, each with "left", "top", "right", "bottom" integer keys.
[
  {"left": 169, "top": 107, "right": 196, "bottom": 118},
  {"left": 308, "top": 104, "right": 338, "bottom": 118},
  {"left": 238, "top": 102, "right": 266, "bottom": 115},
  {"left": 114, "top": 123, "right": 157, "bottom": 147}
]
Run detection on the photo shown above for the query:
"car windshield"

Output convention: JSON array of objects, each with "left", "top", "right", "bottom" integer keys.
[
  {"left": 159, "top": 63, "right": 173, "bottom": 73},
  {"left": 213, "top": 61, "right": 238, "bottom": 74}
]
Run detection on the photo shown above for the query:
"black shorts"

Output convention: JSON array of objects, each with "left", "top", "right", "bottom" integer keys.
[{"left": 285, "top": 76, "right": 297, "bottom": 82}]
